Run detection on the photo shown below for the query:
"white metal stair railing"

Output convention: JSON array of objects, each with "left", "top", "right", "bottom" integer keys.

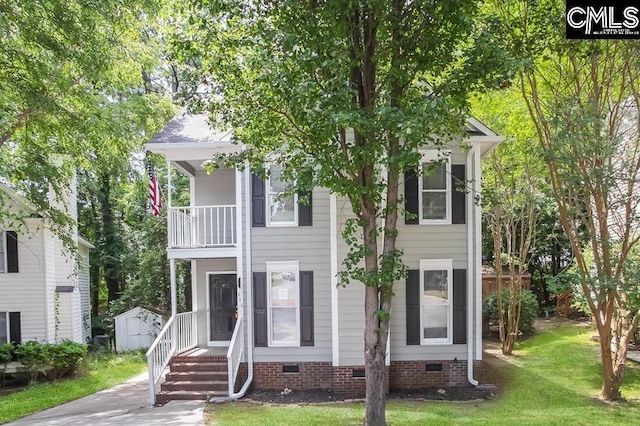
[
  {"left": 168, "top": 205, "right": 236, "bottom": 248},
  {"left": 146, "top": 311, "right": 197, "bottom": 405},
  {"left": 226, "top": 315, "right": 245, "bottom": 397}
]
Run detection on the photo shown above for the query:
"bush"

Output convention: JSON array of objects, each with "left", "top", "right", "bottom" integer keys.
[
  {"left": 13, "top": 341, "right": 88, "bottom": 383},
  {"left": 0, "top": 343, "right": 13, "bottom": 386},
  {"left": 483, "top": 288, "right": 539, "bottom": 335},
  {"left": 0, "top": 343, "right": 12, "bottom": 365},
  {"left": 15, "top": 341, "right": 48, "bottom": 383},
  {"left": 45, "top": 341, "right": 88, "bottom": 380}
]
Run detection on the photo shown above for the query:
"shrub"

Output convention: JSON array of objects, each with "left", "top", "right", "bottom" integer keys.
[
  {"left": 45, "top": 341, "right": 88, "bottom": 380},
  {"left": 0, "top": 343, "right": 13, "bottom": 386},
  {"left": 13, "top": 341, "right": 88, "bottom": 383},
  {"left": 14, "top": 341, "right": 48, "bottom": 384},
  {"left": 483, "top": 288, "right": 539, "bottom": 335}
]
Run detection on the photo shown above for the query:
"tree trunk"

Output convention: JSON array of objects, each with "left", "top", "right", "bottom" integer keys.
[
  {"left": 364, "top": 286, "right": 387, "bottom": 426},
  {"left": 88, "top": 197, "right": 101, "bottom": 317},
  {"left": 98, "top": 173, "right": 121, "bottom": 303},
  {"left": 597, "top": 324, "right": 622, "bottom": 400}
]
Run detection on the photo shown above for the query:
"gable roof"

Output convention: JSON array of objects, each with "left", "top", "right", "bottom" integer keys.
[
  {"left": 0, "top": 183, "right": 38, "bottom": 214},
  {"left": 145, "top": 112, "right": 241, "bottom": 159},
  {"left": 146, "top": 112, "right": 502, "bottom": 158},
  {"left": 1, "top": 183, "right": 94, "bottom": 248},
  {"left": 148, "top": 113, "right": 233, "bottom": 145}
]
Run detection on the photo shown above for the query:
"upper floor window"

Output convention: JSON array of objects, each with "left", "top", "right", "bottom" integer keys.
[
  {"left": 267, "top": 261, "right": 300, "bottom": 346},
  {"left": 419, "top": 151, "right": 451, "bottom": 224},
  {"left": 267, "top": 165, "right": 298, "bottom": 227},
  {"left": 420, "top": 259, "right": 453, "bottom": 344}
]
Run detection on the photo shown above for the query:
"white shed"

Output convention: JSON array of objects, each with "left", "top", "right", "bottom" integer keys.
[{"left": 114, "top": 307, "right": 166, "bottom": 352}]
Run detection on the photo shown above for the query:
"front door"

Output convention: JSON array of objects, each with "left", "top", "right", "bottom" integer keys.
[{"left": 209, "top": 274, "right": 237, "bottom": 342}]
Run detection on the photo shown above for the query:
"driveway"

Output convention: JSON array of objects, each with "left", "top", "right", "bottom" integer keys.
[{"left": 5, "top": 373, "right": 206, "bottom": 426}]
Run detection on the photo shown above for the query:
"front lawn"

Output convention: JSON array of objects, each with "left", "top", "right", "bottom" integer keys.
[
  {"left": 207, "top": 322, "right": 640, "bottom": 425},
  {"left": 0, "top": 351, "right": 147, "bottom": 424}
]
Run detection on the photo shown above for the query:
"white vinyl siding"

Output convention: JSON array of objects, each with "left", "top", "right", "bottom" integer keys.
[
  {"left": 419, "top": 151, "right": 451, "bottom": 224},
  {"left": 252, "top": 186, "right": 332, "bottom": 363},
  {"left": 78, "top": 246, "right": 92, "bottom": 342},
  {"left": 0, "top": 220, "right": 47, "bottom": 342}
]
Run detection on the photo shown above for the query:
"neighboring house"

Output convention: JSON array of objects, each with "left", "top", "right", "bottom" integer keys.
[
  {"left": 145, "top": 113, "right": 502, "bottom": 404},
  {"left": 0, "top": 179, "right": 93, "bottom": 346}
]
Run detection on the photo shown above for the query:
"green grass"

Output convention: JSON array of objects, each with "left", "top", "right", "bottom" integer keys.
[
  {"left": 0, "top": 351, "right": 147, "bottom": 424},
  {"left": 207, "top": 323, "right": 640, "bottom": 425}
]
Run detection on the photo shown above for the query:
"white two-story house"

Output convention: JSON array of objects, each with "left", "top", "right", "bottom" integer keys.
[
  {"left": 145, "top": 112, "right": 501, "bottom": 404},
  {"left": 0, "top": 179, "right": 93, "bottom": 346}
]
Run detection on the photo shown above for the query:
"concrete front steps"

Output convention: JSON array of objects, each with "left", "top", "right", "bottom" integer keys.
[{"left": 156, "top": 352, "right": 229, "bottom": 404}]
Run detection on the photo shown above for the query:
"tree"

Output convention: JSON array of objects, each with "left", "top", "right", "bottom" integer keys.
[
  {"left": 483, "top": 143, "right": 539, "bottom": 354},
  {"left": 174, "top": 1, "right": 509, "bottom": 423},
  {"left": 473, "top": 90, "right": 545, "bottom": 354},
  {"left": 0, "top": 0, "right": 170, "bottom": 236},
  {"left": 492, "top": 0, "right": 640, "bottom": 400}
]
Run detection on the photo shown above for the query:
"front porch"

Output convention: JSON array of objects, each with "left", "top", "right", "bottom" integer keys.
[
  {"left": 155, "top": 347, "right": 229, "bottom": 404},
  {"left": 146, "top": 311, "right": 247, "bottom": 405}
]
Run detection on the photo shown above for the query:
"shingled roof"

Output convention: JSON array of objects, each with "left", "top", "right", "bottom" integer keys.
[{"left": 147, "top": 113, "right": 233, "bottom": 145}]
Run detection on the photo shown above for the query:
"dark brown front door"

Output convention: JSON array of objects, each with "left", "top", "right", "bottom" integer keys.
[{"left": 209, "top": 274, "right": 237, "bottom": 341}]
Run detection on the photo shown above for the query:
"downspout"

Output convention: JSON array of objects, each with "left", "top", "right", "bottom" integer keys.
[
  {"left": 474, "top": 144, "right": 484, "bottom": 370},
  {"left": 228, "top": 163, "right": 254, "bottom": 399},
  {"left": 467, "top": 146, "right": 479, "bottom": 386}
]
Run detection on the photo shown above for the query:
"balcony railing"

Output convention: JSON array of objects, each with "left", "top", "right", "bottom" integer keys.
[{"left": 169, "top": 205, "right": 237, "bottom": 248}]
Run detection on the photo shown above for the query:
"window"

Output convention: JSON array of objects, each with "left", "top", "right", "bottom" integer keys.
[
  {"left": 419, "top": 151, "right": 451, "bottom": 224},
  {"left": 0, "top": 232, "right": 4, "bottom": 273},
  {"left": 420, "top": 259, "right": 453, "bottom": 344},
  {"left": 0, "top": 312, "right": 7, "bottom": 344},
  {"left": 267, "top": 165, "right": 298, "bottom": 226},
  {"left": 267, "top": 261, "right": 300, "bottom": 346}
]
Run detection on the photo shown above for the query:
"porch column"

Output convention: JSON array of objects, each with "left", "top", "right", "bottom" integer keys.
[{"left": 170, "top": 258, "right": 177, "bottom": 316}]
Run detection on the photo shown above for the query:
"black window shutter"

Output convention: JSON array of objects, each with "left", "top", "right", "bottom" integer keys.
[
  {"left": 6, "top": 231, "right": 18, "bottom": 273},
  {"left": 451, "top": 164, "right": 466, "bottom": 224},
  {"left": 404, "top": 167, "right": 419, "bottom": 225},
  {"left": 300, "top": 271, "right": 314, "bottom": 346},
  {"left": 298, "top": 191, "right": 313, "bottom": 226},
  {"left": 453, "top": 269, "right": 467, "bottom": 344},
  {"left": 251, "top": 173, "right": 266, "bottom": 227},
  {"left": 253, "top": 272, "right": 268, "bottom": 347},
  {"left": 406, "top": 270, "right": 420, "bottom": 345},
  {"left": 9, "top": 312, "right": 21, "bottom": 344}
]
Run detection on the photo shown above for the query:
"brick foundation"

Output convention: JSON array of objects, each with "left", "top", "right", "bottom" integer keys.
[
  {"left": 252, "top": 362, "right": 333, "bottom": 390},
  {"left": 251, "top": 360, "right": 480, "bottom": 393},
  {"left": 389, "top": 360, "right": 472, "bottom": 390},
  {"left": 332, "top": 366, "right": 390, "bottom": 394}
]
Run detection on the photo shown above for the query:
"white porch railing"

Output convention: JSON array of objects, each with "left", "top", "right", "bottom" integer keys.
[
  {"left": 226, "top": 315, "right": 245, "bottom": 397},
  {"left": 168, "top": 205, "right": 237, "bottom": 249},
  {"left": 146, "top": 311, "right": 197, "bottom": 405}
]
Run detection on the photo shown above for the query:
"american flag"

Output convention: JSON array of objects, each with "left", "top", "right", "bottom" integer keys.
[{"left": 147, "top": 154, "right": 162, "bottom": 217}]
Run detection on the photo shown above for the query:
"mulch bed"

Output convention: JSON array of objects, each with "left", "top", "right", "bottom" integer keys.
[
  {"left": 243, "top": 386, "right": 497, "bottom": 405},
  {"left": 240, "top": 351, "right": 503, "bottom": 405}
]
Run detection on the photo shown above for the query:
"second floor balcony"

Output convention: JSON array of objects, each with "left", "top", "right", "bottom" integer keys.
[{"left": 169, "top": 205, "right": 237, "bottom": 249}]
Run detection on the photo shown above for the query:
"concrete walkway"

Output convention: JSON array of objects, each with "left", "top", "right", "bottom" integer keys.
[{"left": 6, "top": 373, "right": 206, "bottom": 426}]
